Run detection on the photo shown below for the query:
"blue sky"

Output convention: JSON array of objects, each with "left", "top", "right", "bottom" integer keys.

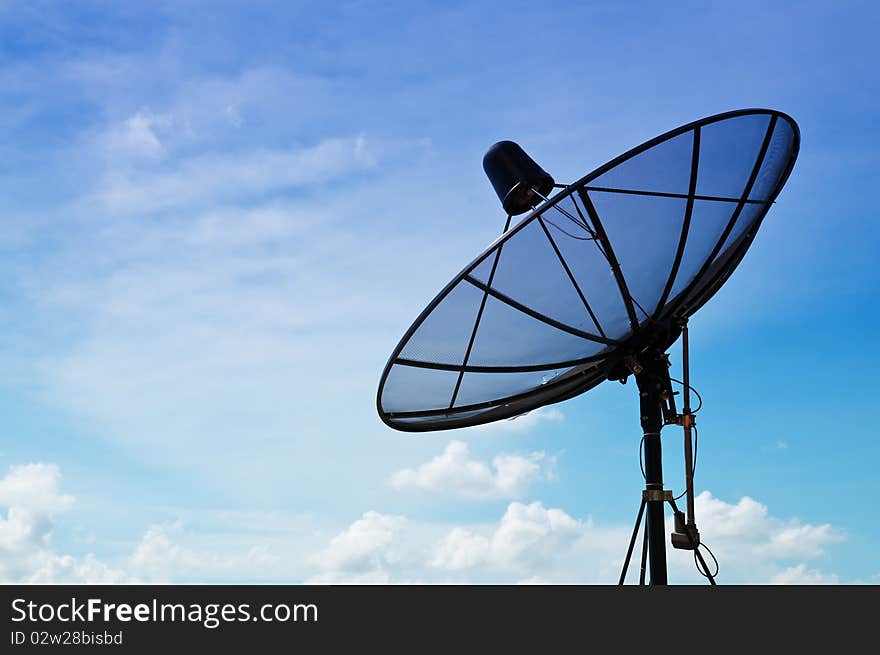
[{"left": 0, "top": 1, "right": 877, "bottom": 583}]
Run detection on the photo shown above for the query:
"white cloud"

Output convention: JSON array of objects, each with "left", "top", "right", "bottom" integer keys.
[
  {"left": 430, "top": 527, "right": 489, "bottom": 570},
  {"left": 308, "top": 511, "right": 407, "bottom": 584},
  {"left": 759, "top": 523, "right": 841, "bottom": 559},
  {"left": 124, "top": 514, "right": 326, "bottom": 583},
  {"left": 389, "top": 441, "right": 552, "bottom": 500},
  {"left": 489, "top": 502, "right": 581, "bottom": 568},
  {"left": 432, "top": 501, "right": 581, "bottom": 572},
  {"left": 663, "top": 492, "right": 844, "bottom": 584},
  {"left": 771, "top": 564, "right": 840, "bottom": 585},
  {"left": 129, "top": 523, "right": 183, "bottom": 582},
  {"left": 310, "top": 500, "right": 618, "bottom": 584},
  {"left": 686, "top": 491, "right": 843, "bottom": 561},
  {"left": 99, "top": 111, "right": 171, "bottom": 161},
  {"left": 0, "top": 464, "right": 74, "bottom": 516},
  {"left": 0, "top": 463, "right": 128, "bottom": 583},
  {"left": 0, "top": 460, "right": 847, "bottom": 585},
  {"left": 305, "top": 491, "right": 847, "bottom": 584},
  {"left": 312, "top": 511, "right": 405, "bottom": 572},
  {"left": 25, "top": 554, "right": 129, "bottom": 584}
]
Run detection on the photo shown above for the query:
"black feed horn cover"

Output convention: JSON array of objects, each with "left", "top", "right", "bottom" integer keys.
[{"left": 483, "top": 140, "right": 555, "bottom": 216}]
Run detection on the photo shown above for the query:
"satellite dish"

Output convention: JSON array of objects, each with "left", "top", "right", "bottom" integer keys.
[{"left": 376, "top": 109, "right": 800, "bottom": 584}]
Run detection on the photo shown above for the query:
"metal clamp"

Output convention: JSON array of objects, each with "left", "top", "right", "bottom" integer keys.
[
  {"left": 642, "top": 489, "right": 673, "bottom": 502},
  {"left": 623, "top": 355, "right": 643, "bottom": 375}
]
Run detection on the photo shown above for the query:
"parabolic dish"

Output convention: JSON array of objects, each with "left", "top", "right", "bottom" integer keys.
[{"left": 378, "top": 109, "right": 799, "bottom": 431}]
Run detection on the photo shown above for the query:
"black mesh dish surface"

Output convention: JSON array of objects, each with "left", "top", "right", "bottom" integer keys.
[{"left": 378, "top": 109, "right": 799, "bottom": 431}]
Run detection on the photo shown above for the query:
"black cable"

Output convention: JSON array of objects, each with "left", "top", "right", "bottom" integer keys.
[
  {"left": 662, "top": 379, "right": 702, "bottom": 496},
  {"left": 670, "top": 377, "right": 702, "bottom": 413},
  {"left": 640, "top": 425, "right": 695, "bottom": 494},
  {"left": 639, "top": 434, "right": 646, "bottom": 480},
  {"left": 544, "top": 217, "right": 594, "bottom": 241},
  {"left": 694, "top": 542, "right": 719, "bottom": 579},
  {"left": 638, "top": 379, "right": 703, "bottom": 509},
  {"left": 671, "top": 426, "right": 693, "bottom": 501},
  {"left": 547, "top": 197, "right": 593, "bottom": 233},
  {"left": 632, "top": 360, "right": 717, "bottom": 582},
  {"left": 529, "top": 201, "right": 595, "bottom": 240},
  {"left": 533, "top": 193, "right": 595, "bottom": 236}
]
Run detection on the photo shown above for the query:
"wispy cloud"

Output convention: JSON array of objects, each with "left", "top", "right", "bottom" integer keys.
[
  {"left": 93, "top": 133, "right": 375, "bottom": 215},
  {"left": 465, "top": 407, "right": 564, "bottom": 434},
  {"left": 28, "top": 102, "right": 440, "bottom": 493},
  {"left": 98, "top": 110, "right": 172, "bottom": 161}
]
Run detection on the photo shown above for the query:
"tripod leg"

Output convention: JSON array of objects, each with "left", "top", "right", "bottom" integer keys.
[
  {"left": 619, "top": 498, "right": 646, "bottom": 585},
  {"left": 639, "top": 518, "right": 648, "bottom": 585}
]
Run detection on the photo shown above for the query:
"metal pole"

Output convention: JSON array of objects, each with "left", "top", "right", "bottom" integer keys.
[
  {"left": 681, "top": 321, "right": 696, "bottom": 528},
  {"left": 636, "top": 365, "right": 668, "bottom": 585}
]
